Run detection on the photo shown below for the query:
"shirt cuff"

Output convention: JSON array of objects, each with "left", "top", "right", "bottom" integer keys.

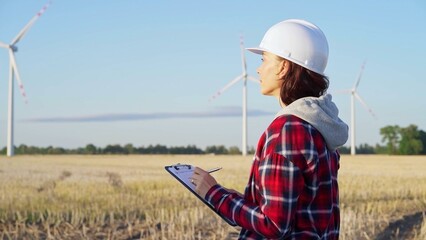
[{"left": 205, "top": 184, "right": 227, "bottom": 207}]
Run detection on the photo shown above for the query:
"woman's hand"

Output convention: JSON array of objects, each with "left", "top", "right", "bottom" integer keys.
[{"left": 191, "top": 167, "right": 218, "bottom": 199}]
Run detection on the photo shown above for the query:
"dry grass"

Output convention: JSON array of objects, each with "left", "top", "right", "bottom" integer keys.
[
  {"left": 0, "top": 154, "right": 425, "bottom": 239},
  {"left": 339, "top": 155, "right": 426, "bottom": 239}
]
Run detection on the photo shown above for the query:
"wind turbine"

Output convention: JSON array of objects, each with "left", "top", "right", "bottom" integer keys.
[
  {"left": 0, "top": 1, "right": 52, "bottom": 157},
  {"left": 209, "top": 36, "right": 259, "bottom": 156},
  {"left": 341, "top": 61, "right": 376, "bottom": 155}
]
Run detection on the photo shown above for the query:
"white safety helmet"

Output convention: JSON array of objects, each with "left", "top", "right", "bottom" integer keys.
[{"left": 247, "top": 19, "right": 329, "bottom": 75}]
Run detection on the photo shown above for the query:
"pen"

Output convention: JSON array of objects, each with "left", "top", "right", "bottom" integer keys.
[{"left": 207, "top": 167, "right": 222, "bottom": 173}]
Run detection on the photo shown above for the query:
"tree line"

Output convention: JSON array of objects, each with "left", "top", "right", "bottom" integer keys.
[
  {"left": 0, "top": 144, "right": 253, "bottom": 155},
  {"left": 339, "top": 124, "right": 426, "bottom": 155},
  {"left": 1, "top": 124, "right": 425, "bottom": 155}
]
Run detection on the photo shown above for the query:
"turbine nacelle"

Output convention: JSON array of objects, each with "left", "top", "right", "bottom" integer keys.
[
  {"left": 10, "top": 45, "right": 18, "bottom": 52},
  {"left": 0, "top": 43, "right": 18, "bottom": 52}
]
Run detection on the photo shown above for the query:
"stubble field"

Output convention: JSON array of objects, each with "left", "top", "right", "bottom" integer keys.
[{"left": 0, "top": 154, "right": 425, "bottom": 239}]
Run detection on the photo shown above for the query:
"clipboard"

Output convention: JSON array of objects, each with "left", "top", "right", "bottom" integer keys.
[{"left": 165, "top": 163, "right": 236, "bottom": 226}]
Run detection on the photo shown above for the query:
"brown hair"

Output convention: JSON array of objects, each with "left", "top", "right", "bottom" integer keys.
[{"left": 280, "top": 59, "right": 329, "bottom": 105}]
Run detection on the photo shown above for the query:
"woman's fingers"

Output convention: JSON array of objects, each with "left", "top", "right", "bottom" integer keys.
[
  {"left": 191, "top": 167, "right": 218, "bottom": 198},
  {"left": 190, "top": 167, "right": 204, "bottom": 187}
]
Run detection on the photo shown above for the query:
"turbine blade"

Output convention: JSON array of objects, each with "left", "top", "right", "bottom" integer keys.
[
  {"left": 354, "top": 92, "right": 375, "bottom": 118},
  {"left": 247, "top": 75, "right": 260, "bottom": 83},
  {"left": 9, "top": 51, "right": 28, "bottom": 104},
  {"left": 353, "top": 61, "right": 367, "bottom": 90},
  {"left": 0, "top": 41, "right": 9, "bottom": 49},
  {"left": 240, "top": 35, "right": 247, "bottom": 76},
  {"left": 209, "top": 74, "right": 243, "bottom": 101},
  {"left": 11, "top": 0, "right": 52, "bottom": 45}
]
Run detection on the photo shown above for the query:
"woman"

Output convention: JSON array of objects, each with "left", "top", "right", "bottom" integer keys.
[{"left": 192, "top": 19, "right": 348, "bottom": 239}]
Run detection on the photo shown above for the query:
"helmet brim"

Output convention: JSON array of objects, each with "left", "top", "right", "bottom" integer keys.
[{"left": 246, "top": 47, "right": 264, "bottom": 55}]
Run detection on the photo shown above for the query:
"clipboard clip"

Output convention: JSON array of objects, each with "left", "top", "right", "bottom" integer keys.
[{"left": 173, "top": 163, "right": 192, "bottom": 170}]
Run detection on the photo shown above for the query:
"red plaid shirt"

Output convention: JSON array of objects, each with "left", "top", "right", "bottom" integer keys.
[{"left": 206, "top": 115, "right": 340, "bottom": 239}]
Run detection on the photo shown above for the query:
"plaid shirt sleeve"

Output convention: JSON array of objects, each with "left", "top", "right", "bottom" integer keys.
[{"left": 205, "top": 115, "right": 338, "bottom": 239}]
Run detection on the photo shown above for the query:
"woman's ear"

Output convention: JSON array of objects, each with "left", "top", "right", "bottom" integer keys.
[{"left": 277, "top": 60, "right": 287, "bottom": 79}]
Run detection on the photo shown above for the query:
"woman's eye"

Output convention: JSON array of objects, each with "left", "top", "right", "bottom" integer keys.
[{"left": 261, "top": 58, "right": 264, "bottom": 62}]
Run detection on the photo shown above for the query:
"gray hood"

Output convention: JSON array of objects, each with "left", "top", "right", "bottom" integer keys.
[{"left": 275, "top": 94, "right": 348, "bottom": 151}]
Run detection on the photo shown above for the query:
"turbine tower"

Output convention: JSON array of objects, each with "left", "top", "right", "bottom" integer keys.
[
  {"left": 0, "top": 1, "right": 52, "bottom": 157},
  {"left": 342, "top": 61, "right": 376, "bottom": 155},
  {"left": 209, "top": 36, "right": 259, "bottom": 156}
]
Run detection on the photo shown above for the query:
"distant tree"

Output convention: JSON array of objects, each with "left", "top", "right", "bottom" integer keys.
[
  {"left": 44, "top": 146, "right": 53, "bottom": 154},
  {"left": 135, "top": 145, "right": 145, "bottom": 154},
  {"left": 16, "top": 144, "right": 29, "bottom": 154},
  {"left": 75, "top": 147, "right": 86, "bottom": 154},
  {"left": 104, "top": 144, "right": 125, "bottom": 154},
  {"left": 338, "top": 146, "right": 350, "bottom": 154},
  {"left": 357, "top": 143, "right": 376, "bottom": 154},
  {"left": 168, "top": 145, "right": 203, "bottom": 154},
  {"left": 228, "top": 146, "right": 241, "bottom": 155},
  {"left": 142, "top": 144, "right": 168, "bottom": 154},
  {"left": 247, "top": 146, "right": 256, "bottom": 155},
  {"left": 186, "top": 145, "right": 204, "bottom": 154},
  {"left": 380, "top": 125, "right": 400, "bottom": 154},
  {"left": 182, "top": 145, "right": 203, "bottom": 154},
  {"left": 28, "top": 146, "right": 41, "bottom": 154},
  {"left": 169, "top": 146, "right": 185, "bottom": 154},
  {"left": 399, "top": 124, "right": 423, "bottom": 155},
  {"left": 374, "top": 144, "right": 388, "bottom": 154},
  {"left": 420, "top": 130, "right": 426, "bottom": 154},
  {"left": 47, "top": 147, "right": 66, "bottom": 154},
  {"left": 85, "top": 144, "right": 97, "bottom": 154},
  {"left": 124, "top": 144, "right": 135, "bottom": 154},
  {"left": 154, "top": 144, "right": 168, "bottom": 154},
  {"left": 205, "top": 145, "right": 228, "bottom": 155}
]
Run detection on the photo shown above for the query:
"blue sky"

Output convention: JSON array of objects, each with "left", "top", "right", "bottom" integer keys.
[{"left": 0, "top": 0, "right": 425, "bottom": 150}]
